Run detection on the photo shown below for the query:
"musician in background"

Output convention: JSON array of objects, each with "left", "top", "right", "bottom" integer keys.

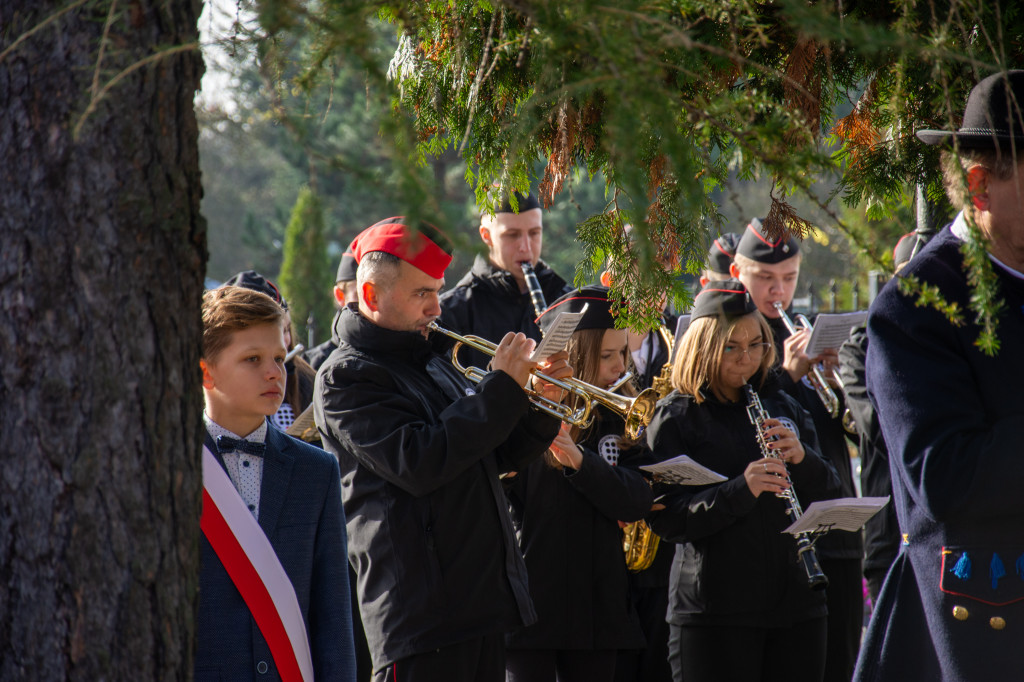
[
  {"left": 838, "top": 226, "right": 935, "bottom": 605},
  {"left": 439, "top": 190, "right": 572, "bottom": 370},
  {"left": 598, "top": 227, "right": 676, "bottom": 682},
  {"left": 304, "top": 245, "right": 358, "bottom": 371},
  {"left": 646, "top": 281, "right": 839, "bottom": 682},
  {"left": 314, "top": 218, "right": 570, "bottom": 682},
  {"left": 731, "top": 220, "right": 864, "bottom": 682},
  {"left": 504, "top": 286, "right": 652, "bottom": 682},
  {"left": 854, "top": 70, "right": 1024, "bottom": 681},
  {"left": 699, "top": 232, "right": 740, "bottom": 287}
]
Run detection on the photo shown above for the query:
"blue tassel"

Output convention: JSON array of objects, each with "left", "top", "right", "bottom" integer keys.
[
  {"left": 1016, "top": 554, "right": 1024, "bottom": 580},
  {"left": 950, "top": 552, "right": 971, "bottom": 580},
  {"left": 991, "top": 553, "right": 1006, "bottom": 590}
]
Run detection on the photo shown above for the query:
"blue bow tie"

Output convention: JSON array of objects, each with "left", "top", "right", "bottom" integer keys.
[{"left": 215, "top": 435, "right": 266, "bottom": 457}]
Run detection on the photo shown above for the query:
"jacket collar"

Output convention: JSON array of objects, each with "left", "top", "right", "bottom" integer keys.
[
  {"left": 467, "top": 253, "right": 561, "bottom": 297},
  {"left": 331, "top": 304, "right": 435, "bottom": 362}
]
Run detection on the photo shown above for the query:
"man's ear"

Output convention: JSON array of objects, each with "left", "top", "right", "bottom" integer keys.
[
  {"left": 700, "top": 275, "right": 710, "bottom": 287},
  {"left": 967, "top": 165, "right": 990, "bottom": 211},
  {"left": 200, "top": 359, "right": 215, "bottom": 390},
  {"left": 361, "top": 281, "right": 379, "bottom": 312},
  {"left": 479, "top": 224, "right": 492, "bottom": 249},
  {"left": 729, "top": 262, "right": 740, "bottom": 279},
  {"left": 333, "top": 284, "right": 346, "bottom": 307}
]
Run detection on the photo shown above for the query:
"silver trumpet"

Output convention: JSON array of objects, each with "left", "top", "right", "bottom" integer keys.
[
  {"left": 772, "top": 302, "right": 840, "bottom": 418},
  {"left": 428, "top": 321, "right": 658, "bottom": 439}
]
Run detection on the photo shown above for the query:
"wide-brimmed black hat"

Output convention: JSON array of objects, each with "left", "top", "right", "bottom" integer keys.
[{"left": 917, "top": 70, "right": 1024, "bottom": 150}]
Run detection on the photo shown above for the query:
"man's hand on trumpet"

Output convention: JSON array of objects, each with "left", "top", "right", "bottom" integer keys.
[{"left": 491, "top": 332, "right": 539, "bottom": 387}]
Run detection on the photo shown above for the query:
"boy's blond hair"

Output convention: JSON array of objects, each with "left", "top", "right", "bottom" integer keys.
[{"left": 202, "top": 286, "right": 285, "bottom": 362}]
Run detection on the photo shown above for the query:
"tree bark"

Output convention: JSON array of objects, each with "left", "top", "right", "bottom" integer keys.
[{"left": 0, "top": 1, "right": 205, "bottom": 679}]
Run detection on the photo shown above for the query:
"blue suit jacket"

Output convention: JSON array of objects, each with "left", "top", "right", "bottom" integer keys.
[{"left": 196, "top": 424, "right": 355, "bottom": 681}]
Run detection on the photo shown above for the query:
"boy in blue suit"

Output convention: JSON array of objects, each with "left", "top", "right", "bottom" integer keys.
[{"left": 197, "top": 285, "right": 355, "bottom": 681}]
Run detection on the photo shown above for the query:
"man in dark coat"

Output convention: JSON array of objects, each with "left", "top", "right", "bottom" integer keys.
[
  {"left": 854, "top": 70, "right": 1024, "bottom": 681},
  {"left": 314, "top": 218, "right": 569, "bottom": 682},
  {"left": 731, "top": 220, "right": 864, "bottom": 682},
  {"left": 304, "top": 247, "right": 358, "bottom": 371},
  {"left": 439, "top": 191, "right": 572, "bottom": 369}
]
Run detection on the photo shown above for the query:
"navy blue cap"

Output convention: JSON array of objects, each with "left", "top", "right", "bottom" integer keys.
[
  {"left": 224, "top": 270, "right": 287, "bottom": 310},
  {"left": 735, "top": 218, "right": 800, "bottom": 264},
  {"left": 537, "top": 285, "right": 616, "bottom": 334},
  {"left": 707, "top": 232, "right": 740, "bottom": 274},
  {"left": 691, "top": 280, "right": 758, "bottom": 321}
]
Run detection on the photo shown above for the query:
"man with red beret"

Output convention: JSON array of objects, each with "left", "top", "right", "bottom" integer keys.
[{"left": 314, "top": 217, "right": 571, "bottom": 682}]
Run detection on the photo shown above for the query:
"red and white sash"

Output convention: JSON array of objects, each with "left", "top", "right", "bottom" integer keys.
[{"left": 201, "top": 446, "right": 314, "bottom": 682}]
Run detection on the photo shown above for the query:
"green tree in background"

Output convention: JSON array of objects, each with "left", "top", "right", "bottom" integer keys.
[
  {"left": 279, "top": 187, "right": 335, "bottom": 347},
  {"left": 245, "top": 0, "right": 1021, "bottom": 347}
]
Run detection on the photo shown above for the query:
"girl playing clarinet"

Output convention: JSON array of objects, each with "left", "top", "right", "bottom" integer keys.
[{"left": 646, "top": 281, "right": 840, "bottom": 682}]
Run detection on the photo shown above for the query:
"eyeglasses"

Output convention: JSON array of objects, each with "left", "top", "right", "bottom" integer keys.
[{"left": 722, "top": 342, "right": 771, "bottom": 361}]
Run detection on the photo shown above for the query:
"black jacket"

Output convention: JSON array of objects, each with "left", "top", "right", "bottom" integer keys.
[
  {"left": 314, "top": 306, "right": 561, "bottom": 672},
  {"left": 765, "top": 315, "right": 863, "bottom": 562},
  {"left": 646, "top": 387, "right": 840, "bottom": 628},
  {"left": 838, "top": 326, "right": 899, "bottom": 582},
  {"left": 505, "top": 407, "right": 651, "bottom": 651},
  {"left": 439, "top": 255, "right": 572, "bottom": 369}
]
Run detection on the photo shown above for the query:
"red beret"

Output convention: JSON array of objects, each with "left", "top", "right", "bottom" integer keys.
[{"left": 351, "top": 217, "right": 453, "bottom": 279}]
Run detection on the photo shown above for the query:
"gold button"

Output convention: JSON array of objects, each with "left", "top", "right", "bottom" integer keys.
[
  {"left": 952, "top": 605, "right": 969, "bottom": 621},
  {"left": 990, "top": 617, "right": 1006, "bottom": 630}
]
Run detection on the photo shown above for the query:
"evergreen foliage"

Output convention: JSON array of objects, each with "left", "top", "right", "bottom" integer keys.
[
  {"left": 246, "top": 0, "right": 1022, "bottom": 345},
  {"left": 279, "top": 187, "right": 335, "bottom": 346}
]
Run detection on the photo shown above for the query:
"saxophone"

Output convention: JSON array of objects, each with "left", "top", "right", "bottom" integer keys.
[
  {"left": 623, "top": 517, "right": 661, "bottom": 572},
  {"left": 743, "top": 384, "right": 829, "bottom": 590},
  {"left": 624, "top": 326, "right": 671, "bottom": 570}
]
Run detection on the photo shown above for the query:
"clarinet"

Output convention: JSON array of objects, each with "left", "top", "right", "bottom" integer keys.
[
  {"left": 743, "top": 384, "right": 829, "bottom": 591},
  {"left": 521, "top": 262, "right": 548, "bottom": 320}
]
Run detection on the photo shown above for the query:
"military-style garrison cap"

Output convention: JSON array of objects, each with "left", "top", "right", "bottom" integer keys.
[
  {"left": 691, "top": 280, "right": 758, "bottom": 321},
  {"left": 497, "top": 190, "right": 542, "bottom": 214},
  {"left": 735, "top": 218, "right": 800, "bottom": 264},
  {"left": 917, "top": 70, "right": 1024, "bottom": 151},
  {"left": 707, "top": 232, "right": 740, "bottom": 274},
  {"left": 537, "top": 285, "right": 617, "bottom": 335},
  {"left": 351, "top": 217, "right": 453, "bottom": 279},
  {"left": 224, "top": 270, "right": 288, "bottom": 310},
  {"left": 336, "top": 245, "right": 357, "bottom": 283}
]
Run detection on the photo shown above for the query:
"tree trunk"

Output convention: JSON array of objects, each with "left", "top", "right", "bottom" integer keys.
[{"left": 0, "top": 1, "right": 205, "bottom": 679}]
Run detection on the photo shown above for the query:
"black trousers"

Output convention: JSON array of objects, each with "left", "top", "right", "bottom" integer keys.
[
  {"left": 373, "top": 634, "right": 505, "bottom": 682},
  {"left": 820, "top": 558, "right": 863, "bottom": 682},
  {"left": 506, "top": 649, "right": 617, "bottom": 682},
  {"left": 614, "top": 583, "right": 672, "bottom": 682},
  {"left": 668, "top": 617, "right": 827, "bottom": 682}
]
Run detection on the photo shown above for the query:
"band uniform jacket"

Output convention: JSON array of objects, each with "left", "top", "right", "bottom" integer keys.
[
  {"left": 314, "top": 306, "right": 561, "bottom": 673},
  {"left": 646, "top": 386, "right": 840, "bottom": 629},
  {"left": 855, "top": 222, "right": 1024, "bottom": 681},
  {"left": 505, "top": 407, "right": 651, "bottom": 651},
  {"left": 196, "top": 425, "right": 356, "bottom": 681},
  {"left": 438, "top": 254, "right": 572, "bottom": 370},
  {"left": 838, "top": 326, "right": 900, "bottom": 588}
]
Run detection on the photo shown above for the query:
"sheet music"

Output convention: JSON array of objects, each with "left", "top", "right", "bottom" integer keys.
[
  {"left": 783, "top": 496, "right": 889, "bottom": 535},
  {"left": 640, "top": 454, "right": 728, "bottom": 486},
  {"left": 805, "top": 311, "right": 867, "bottom": 357},
  {"left": 670, "top": 315, "right": 691, "bottom": 363},
  {"left": 529, "top": 305, "right": 587, "bottom": 361}
]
